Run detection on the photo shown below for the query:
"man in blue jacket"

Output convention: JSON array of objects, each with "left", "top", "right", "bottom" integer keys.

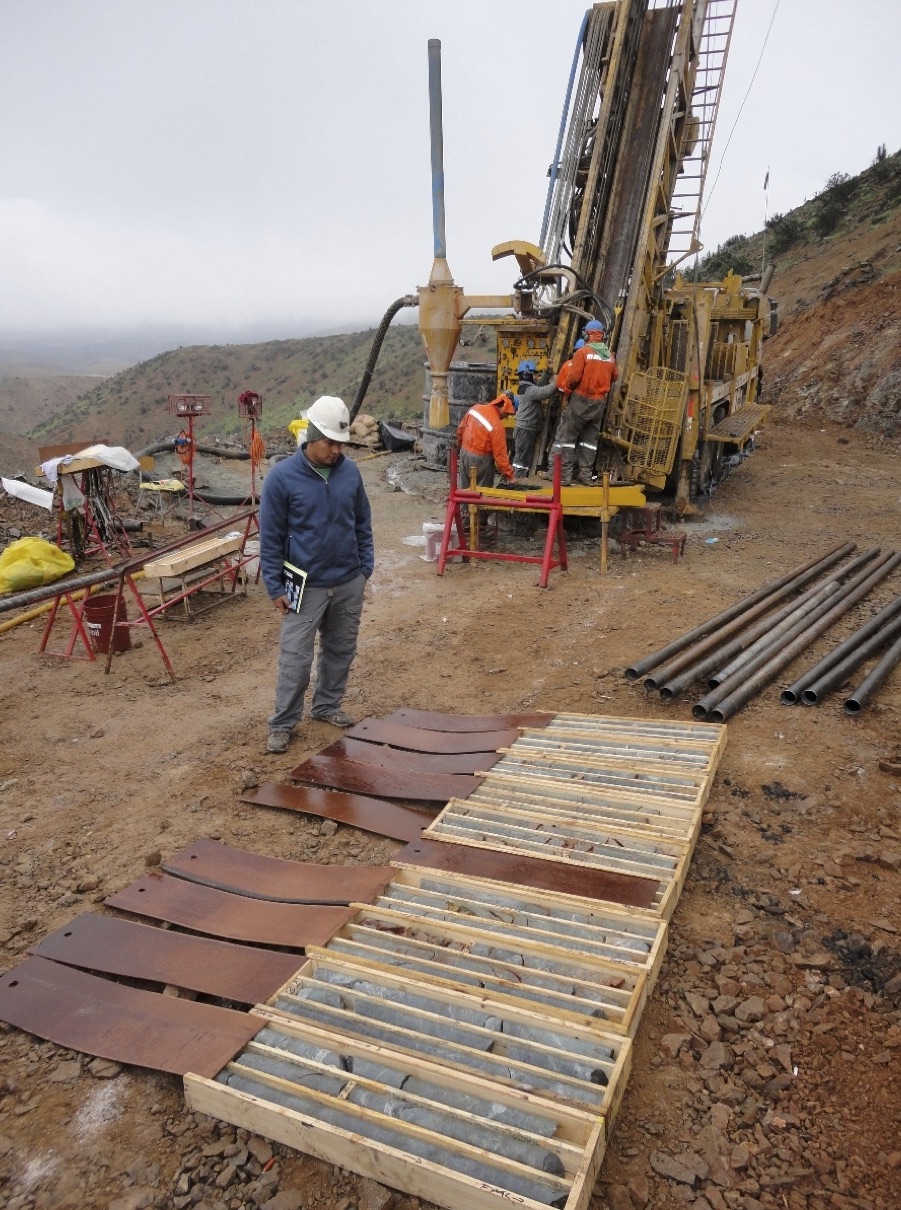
[{"left": 259, "top": 396, "right": 374, "bottom": 754}]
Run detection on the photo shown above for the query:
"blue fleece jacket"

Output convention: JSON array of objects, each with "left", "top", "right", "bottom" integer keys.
[{"left": 259, "top": 446, "right": 374, "bottom": 599}]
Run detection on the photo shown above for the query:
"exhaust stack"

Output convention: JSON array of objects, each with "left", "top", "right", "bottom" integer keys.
[{"left": 418, "top": 38, "right": 462, "bottom": 429}]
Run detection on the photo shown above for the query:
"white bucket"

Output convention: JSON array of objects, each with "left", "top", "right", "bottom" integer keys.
[
  {"left": 244, "top": 539, "right": 261, "bottom": 579},
  {"left": 422, "top": 521, "right": 444, "bottom": 562}
]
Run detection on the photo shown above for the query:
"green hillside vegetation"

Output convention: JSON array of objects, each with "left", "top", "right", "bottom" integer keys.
[
  {"left": 691, "top": 145, "right": 901, "bottom": 281},
  {"left": 32, "top": 324, "right": 432, "bottom": 451}
]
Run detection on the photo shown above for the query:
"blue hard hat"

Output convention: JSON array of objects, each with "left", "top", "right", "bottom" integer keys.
[
  {"left": 573, "top": 339, "right": 585, "bottom": 350},
  {"left": 584, "top": 319, "right": 605, "bottom": 333},
  {"left": 517, "top": 359, "right": 537, "bottom": 375}
]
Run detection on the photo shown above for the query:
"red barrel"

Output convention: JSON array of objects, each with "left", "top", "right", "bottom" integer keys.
[{"left": 83, "top": 593, "right": 131, "bottom": 654}]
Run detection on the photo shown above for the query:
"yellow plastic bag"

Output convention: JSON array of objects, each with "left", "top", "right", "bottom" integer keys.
[
  {"left": 0, "top": 537, "right": 75, "bottom": 595},
  {"left": 287, "top": 418, "right": 308, "bottom": 445}
]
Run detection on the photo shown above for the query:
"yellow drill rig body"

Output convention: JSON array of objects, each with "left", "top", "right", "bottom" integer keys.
[{"left": 417, "top": 0, "right": 774, "bottom": 509}]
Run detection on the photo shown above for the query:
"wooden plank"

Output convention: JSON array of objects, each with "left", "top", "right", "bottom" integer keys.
[
  {"left": 240, "top": 1011, "right": 597, "bottom": 1140},
  {"left": 424, "top": 800, "right": 689, "bottom": 876},
  {"left": 289, "top": 755, "right": 481, "bottom": 804},
  {"left": 186, "top": 1071, "right": 573, "bottom": 1210},
  {"left": 161, "top": 838, "right": 393, "bottom": 905},
  {"left": 328, "top": 906, "right": 646, "bottom": 1036},
  {"left": 30, "top": 913, "right": 302, "bottom": 1004},
  {"left": 38, "top": 440, "right": 109, "bottom": 462},
  {"left": 241, "top": 783, "right": 433, "bottom": 842},
  {"left": 321, "top": 737, "right": 499, "bottom": 777},
  {"left": 392, "top": 838, "right": 659, "bottom": 910},
  {"left": 485, "top": 758, "right": 707, "bottom": 805},
  {"left": 262, "top": 962, "right": 629, "bottom": 1118},
  {"left": 347, "top": 718, "right": 520, "bottom": 754},
  {"left": 387, "top": 709, "right": 553, "bottom": 733},
  {"left": 0, "top": 956, "right": 258, "bottom": 1078},
  {"left": 104, "top": 872, "right": 354, "bottom": 948},
  {"left": 373, "top": 880, "right": 663, "bottom": 978},
  {"left": 142, "top": 533, "right": 243, "bottom": 579},
  {"left": 480, "top": 765, "right": 707, "bottom": 810},
  {"left": 465, "top": 788, "right": 699, "bottom": 843}
]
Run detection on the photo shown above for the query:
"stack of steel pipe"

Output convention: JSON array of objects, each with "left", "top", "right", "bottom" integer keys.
[
  {"left": 625, "top": 543, "right": 901, "bottom": 723},
  {"left": 695, "top": 550, "right": 901, "bottom": 722},
  {"left": 844, "top": 632, "right": 901, "bottom": 714},
  {"left": 782, "top": 594, "right": 901, "bottom": 706}
]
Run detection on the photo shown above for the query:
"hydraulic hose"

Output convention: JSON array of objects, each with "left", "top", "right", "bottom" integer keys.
[
  {"left": 350, "top": 296, "right": 418, "bottom": 423},
  {"left": 135, "top": 438, "right": 249, "bottom": 460}
]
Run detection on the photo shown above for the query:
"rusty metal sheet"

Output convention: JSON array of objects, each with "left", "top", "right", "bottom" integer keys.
[
  {"left": 347, "top": 719, "right": 520, "bottom": 754},
  {"left": 393, "top": 838, "right": 659, "bottom": 909},
  {"left": 162, "top": 838, "right": 393, "bottom": 905},
  {"left": 0, "top": 956, "right": 259, "bottom": 1078},
  {"left": 290, "top": 755, "right": 481, "bottom": 803},
  {"left": 387, "top": 709, "right": 553, "bottom": 732},
  {"left": 105, "top": 873, "right": 353, "bottom": 948},
  {"left": 30, "top": 913, "right": 301, "bottom": 1004},
  {"left": 240, "top": 783, "right": 432, "bottom": 842},
  {"left": 321, "top": 737, "right": 499, "bottom": 778}
]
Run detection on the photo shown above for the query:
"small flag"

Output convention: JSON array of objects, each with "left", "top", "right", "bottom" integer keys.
[{"left": 763, "top": 170, "right": 770, "bottom": 191}]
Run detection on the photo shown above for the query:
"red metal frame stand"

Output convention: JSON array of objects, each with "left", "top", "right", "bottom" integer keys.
[{"left": 437, "top": 451, "right": 568, "bottom": 588}]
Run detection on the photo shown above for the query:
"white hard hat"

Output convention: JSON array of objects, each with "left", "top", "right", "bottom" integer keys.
[{"left": 305, "top": 395, "right": 351, "bottom": 442}]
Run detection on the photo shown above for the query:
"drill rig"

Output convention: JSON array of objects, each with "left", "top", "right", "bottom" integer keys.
[{"left": 416, "top": 0, "right": 773, "bottom": 511}]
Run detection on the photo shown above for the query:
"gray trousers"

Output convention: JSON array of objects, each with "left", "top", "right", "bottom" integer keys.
[
  {"left": 512, "top": 425, "right": 540, "bottom": 478},
  {"left": 268, "top": 573, "right": 366, "bottom": 732},
  {"left": 553, "top": 393, "right": 604, "bottom": 484},
  {"left": 458, "top": 450, "right": 496, "bottom": 489}
]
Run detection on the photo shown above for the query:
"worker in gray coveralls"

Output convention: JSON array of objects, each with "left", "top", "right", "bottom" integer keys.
[
  {"left": 259, "top": 396, "right": 374, "bottom": 755},
  {"left": 511, "top": 359, "right": 558, "bottom": 480}
]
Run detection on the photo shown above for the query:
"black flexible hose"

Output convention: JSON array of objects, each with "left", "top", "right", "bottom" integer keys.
[
  {"left": 349, "top": 296, "right": 417, "bottom": 422},
  {"left": 134, "top": 437, "right": 249, "bottom": 460}
]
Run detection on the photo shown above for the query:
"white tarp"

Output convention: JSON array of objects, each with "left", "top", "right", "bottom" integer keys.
[
  {"left": 40, "top": 443, "right": 140, "bottom": 483},
  {"left": 1, "top": 477, "right": 55, "bottom": 510}
]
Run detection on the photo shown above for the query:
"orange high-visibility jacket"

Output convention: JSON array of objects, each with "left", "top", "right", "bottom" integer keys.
[
  {"left": 556, "top": 358, "right": 574, "bottom": 395},
  {"left": 455, "top": 401, "right": 514, "bottom": 479},
  {"left": 567, "top": 342, "right": 618, "bottom": 399}
]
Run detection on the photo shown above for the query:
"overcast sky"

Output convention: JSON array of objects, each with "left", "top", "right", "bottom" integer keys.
[{"left": 1, "top": 0, "right": 899, "bottom": 339}]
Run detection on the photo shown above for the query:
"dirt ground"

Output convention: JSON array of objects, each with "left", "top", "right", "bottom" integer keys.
[{"left": 1, "top": 416, "right": 901, "bottom": 1210}]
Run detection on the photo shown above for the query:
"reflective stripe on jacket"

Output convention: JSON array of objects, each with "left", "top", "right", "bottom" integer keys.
[{"left": 455, "top": 403, "right": 514, "bottom": 480}]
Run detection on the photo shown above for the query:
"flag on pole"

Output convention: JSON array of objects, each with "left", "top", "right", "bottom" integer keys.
[{"left": 763, "top": 170, "right": 770, "bottom": 191}]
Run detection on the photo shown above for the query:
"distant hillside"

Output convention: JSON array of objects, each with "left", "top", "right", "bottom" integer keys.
[
  {"left": 30, "top": 324, "right": 432, "bottom": 451},
  {"left": 0, "top": 375, "right": 104, "bottom": 435},
  {"left": 694, "top": 147, "right": 901, "bottom": 434},
  {"left": 7, "top": 148, "right": 900, "bottom": 469}
]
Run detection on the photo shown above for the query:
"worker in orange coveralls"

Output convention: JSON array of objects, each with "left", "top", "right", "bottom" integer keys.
[
  {"left": 556, "top": 319, "right": 618, "bottom": 485},
  {"left": 455, "top": 393, "right": 516, "bottom": 488}
]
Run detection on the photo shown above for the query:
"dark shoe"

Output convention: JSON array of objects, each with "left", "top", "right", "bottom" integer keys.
[
  {"left": 266, "top": 731, "right": 290, "bottom": 754},
  {"left": 312, "top": 710, "right": 356, "bottom": 728}
]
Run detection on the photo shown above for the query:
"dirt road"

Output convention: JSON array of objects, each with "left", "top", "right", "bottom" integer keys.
[{"left": 1, "top": 417, "right": 900, "bottom": 1210}]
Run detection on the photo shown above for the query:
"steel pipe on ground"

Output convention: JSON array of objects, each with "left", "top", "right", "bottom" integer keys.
[
  {"left": 843, "top": 632, "right": 901, "bottom": 714},
  {"left": 783, "top": 593, "right": 901, "bottom": 704},
  {"left": 706, "top": 553, "right": 886, "bottom": 688},
  {"left": 800, "top": 611, "right": 901, "bottom": 705},
  {"left": 657, "top": 548, "right": 878, "bottom": 701},
  {"left": 624, "top": 542, "right": 854, "bottom": 682},
  {"left": 659, "top": 580, "right": 839, "bottom": 700},
  {"left": 694, "top": 549, "right": 901, "bottom": 723},
  {"left": 635, "top": 542, "right": 855, "bottom": 686}
]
